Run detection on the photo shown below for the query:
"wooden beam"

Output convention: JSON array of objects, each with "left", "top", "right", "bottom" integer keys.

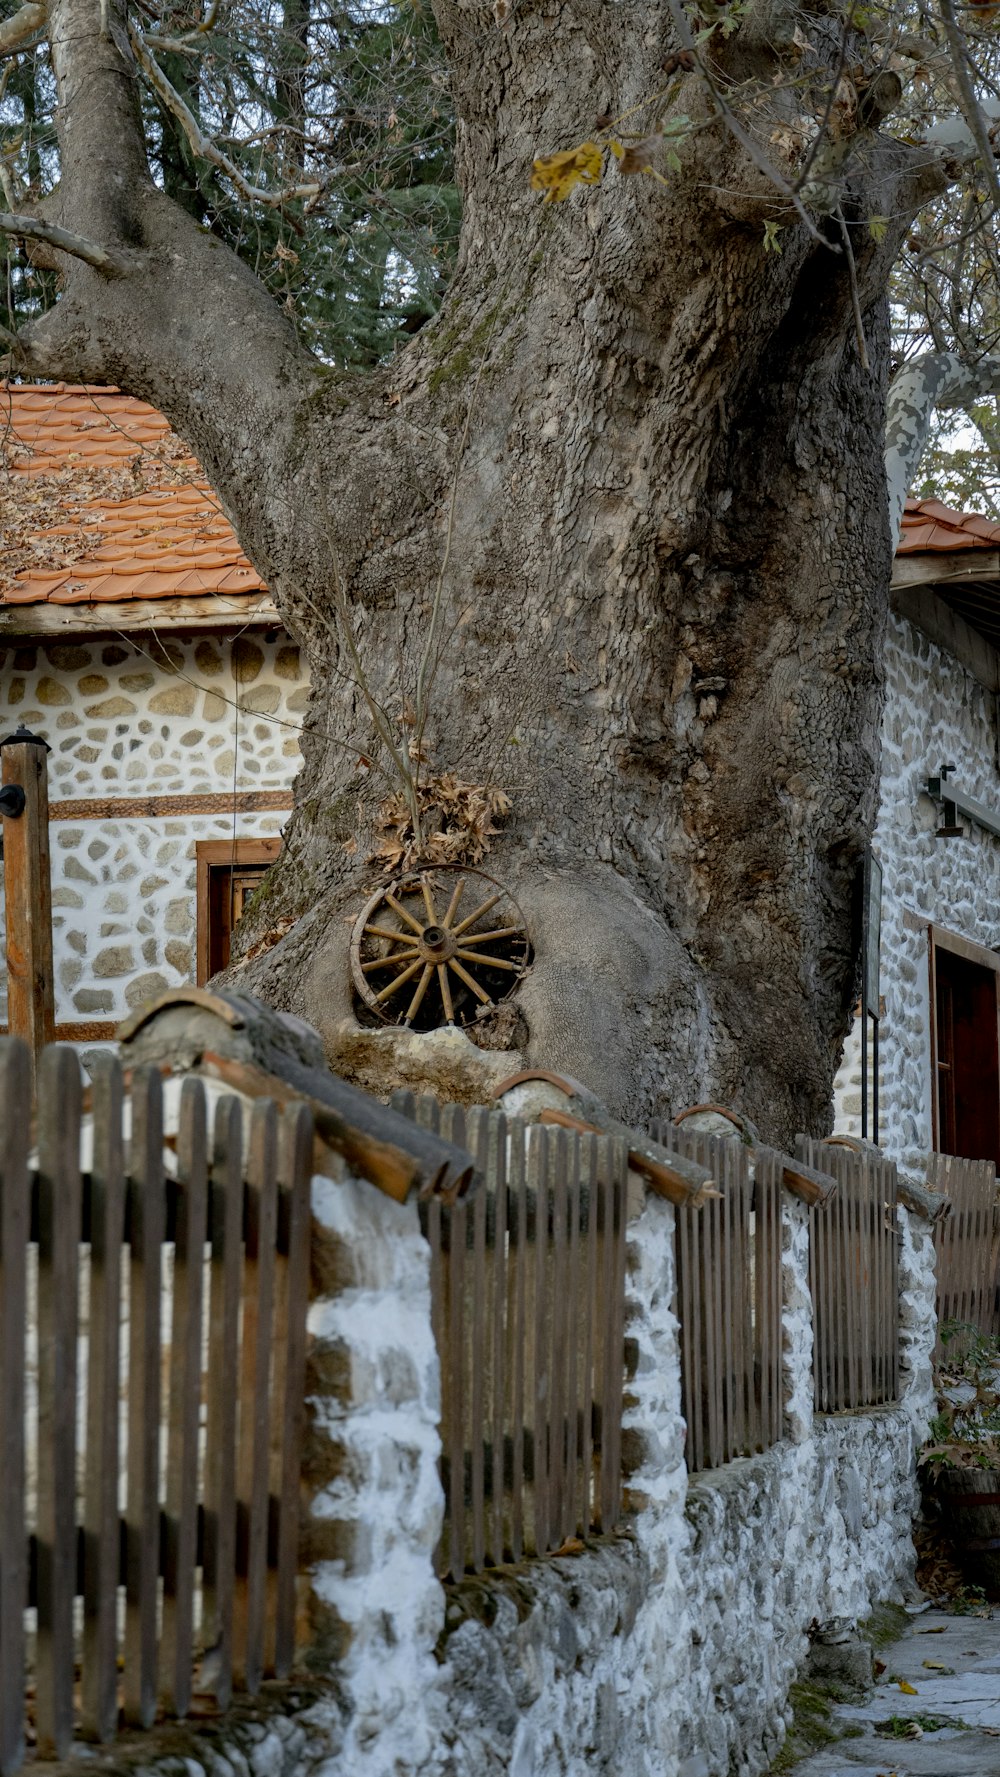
[
  {"left": 48, "top": 790, "right": 293, "bottom": 822},
  {"left": 891, "top": 583, "right": 1000, "bottom": 694},
  {"left": 0, "top": 595, "right": 282, "bottom": 638},
  {"left": 1, "top": 726, "right": 55, "bottom": 1058},
  {"left": 892, "top": 550, "right": 1000, "bottom": 590}
]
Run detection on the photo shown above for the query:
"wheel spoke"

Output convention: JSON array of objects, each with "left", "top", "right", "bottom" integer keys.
[
  {"left": 454, "top": 950, "right": 520, "bottom": 971},
  {"left": 404, "top": 964, "right": 434, "bottom": 1025},
  {"left": 420, "top": 875, "right": 438, "bottom": 924},
  {"left": 452, "top": 893, "right": 501, "bottom": 937},
  {"left": 364, "top": 923, "right": 418, "bottom": 945},
  {"left": 456, "top": 925, "right": 522, "bottom": 946},
  {"left": 375, "top": 957, "right": 422, "bottom": 1002},
  {"left": 437, "top": 963, "right": 455, "bottom": 1024},
  {"left": 442, "top": 876, "right": 466, "bottom": 929},
  {"left": 384, "top": 891, "right": 425, "bottom": 935},
  {"left": 361, "top": 950, "right": 420, "bottom": 973},
  {"left": 449, "top": 957, "right": 493, "bottom": 1005}
]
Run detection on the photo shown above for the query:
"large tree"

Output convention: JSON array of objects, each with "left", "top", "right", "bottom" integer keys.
[{"left": 0, "top": 0, "right": 997, "bottom": 1136}]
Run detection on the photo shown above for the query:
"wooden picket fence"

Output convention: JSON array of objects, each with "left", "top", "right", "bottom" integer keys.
[
  {"left": 393, "top": 1094, "right": 629, "bottom": 1578},
  {"left": 653, "top": 1124, "right": 784, "bottom": 1473},
  {"left": 0, "top": 1038, "right": 312, "bottom": 1771},
  {"left": 929, "top": 1152, "right": 1000, "bottom": 1355},
  {"left": 797, "top": 1138, "right": 899, "bottom": 1413}
]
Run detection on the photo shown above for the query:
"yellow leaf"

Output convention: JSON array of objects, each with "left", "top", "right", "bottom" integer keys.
[
  {"left": 530, "top": 141, "right": 603, "bottom": 202},
  {"left": 898, "top": 1680, "right": 918, "bottom": 1694},
  {"left": 608, "top": 139, "right": 625, "bottom": 160}
]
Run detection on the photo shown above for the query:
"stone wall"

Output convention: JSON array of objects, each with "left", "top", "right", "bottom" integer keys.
[
  {"left": 0, "top": 631, "right": 308, "bottom": 1027},
  {"left": 73, "top": 1132, "right": 936, "bottom": 1777},
  {"left": 832, "top": 608, "right": 1000, "bottom": 1168}
]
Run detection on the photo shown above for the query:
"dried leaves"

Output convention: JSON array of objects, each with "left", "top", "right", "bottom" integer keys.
[
  {"left": 530, "top": 141, "right": 603, "bottom": 202},
  {"left": 530, "top": 118, "right": 691, "bottom": 201},
  {"left": 0, "top": 430, "right": 196, "bottom": 595},
  {"left": 372, "top": 771, "right": 511, "bottom": 873}
]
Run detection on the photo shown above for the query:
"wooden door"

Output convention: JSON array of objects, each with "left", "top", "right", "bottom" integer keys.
[{"left": 935, "top": 945, "right": 1000, "bottom": 1167}]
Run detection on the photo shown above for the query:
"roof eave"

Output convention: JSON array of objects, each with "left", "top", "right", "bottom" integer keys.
[{"left": 0, "top": 593, "right": 283, "bottom": 639}]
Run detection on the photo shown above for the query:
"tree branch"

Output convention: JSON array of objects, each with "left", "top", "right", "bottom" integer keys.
[
  {"left": 0, "top": 207, "right": 133, "bottom": 276},
  {"left": 129, "top": 26, "right": 322, "bottom": 208},
  {"left": 0, "top": 0, "right": 45, "bottom": 55},
  {"left": 938, "top": 0, "right": 1000, "bottom": 213},
  {"left": 885, "top": 350, "right": 1000, "bottom": 544}
]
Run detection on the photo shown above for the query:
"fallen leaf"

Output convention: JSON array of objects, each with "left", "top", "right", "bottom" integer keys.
[
  {"left": 554, "top": 1536, "right": 585, "bottom": 1555},
  {"left": 916, "top": 1625, "right": 947, "bottom": 1634},
  {"left": 921, "top": 1659, "right": 953, "bottom": 1672},
  {"left": 898, "top": 1680, "right": 918, "bottom": 1694}
]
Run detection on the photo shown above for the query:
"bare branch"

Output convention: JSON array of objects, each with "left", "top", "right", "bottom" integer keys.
[
  {"left": 0, "top": 207, "right": 133, "bottom": 276},
  {"left": 885, "top": 349, "right": 1000, "bottom": 543},
  {"left": 0, "top": 1, "right": 45, "bottom": 57},
  {"left": 938, "top": 0, "right": 1000, "bottom": 211},
  {"left": 129, "top": 26, "right": 322, "bottom": 208}
]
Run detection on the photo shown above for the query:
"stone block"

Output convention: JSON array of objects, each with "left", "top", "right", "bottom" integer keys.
[
  {"left": 241, "top": 685, "right": 280, "bottom": 715},
  {"left": 233, "top": 639, "right": 264, "bottom": 683},
  {"left": 125, "top": 970, "right": 170, "bottom": 1008},
  {"left": 165, "top": 939, "right": 192, "bottom": 974},
  {"left": 79, "top": 675, "right": 109, "bottom": 695},
  {"left": 48, "top": 644, "right": 90, "bottom": 670},
  {"left": 64, "top": 857, "right": 97, "bottom": 884},
  {"left": 165, "top": 897, "right": 192, "bottom": 933},
  {"left": 93, "top": 944, "right": 136, "bottom": 977},
  {"left": 195, "top": 641, "right": 223, "bottom": 676},
  {"left": 37, "top": 676, "right": 70, "bottom": 706},
  {"left": 84, "top": 697, "right": 137, "bottom": 718},
  {"left": 120, "top": 671, "right": 156, "bottom": 692},
  {"left": 74, "top": 988, "right": 114, "bottom": 1014},
  {"left": 275, "top": 645, "right": 301, "bottom": 680},
  {"left": 149, "top": 686, "right": 196, "bottom": 716}
]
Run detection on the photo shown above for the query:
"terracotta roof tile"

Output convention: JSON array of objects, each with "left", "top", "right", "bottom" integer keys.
[
  {"left": 898, "top": 495, "right": 1000, "bottom": 554},
  {"left": 1, "top": 382, "right": 266, "bottom": 607}
]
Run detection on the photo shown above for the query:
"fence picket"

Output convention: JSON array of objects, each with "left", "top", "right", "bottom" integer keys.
[
  {"left": 34, "top": 1046, "right": 82, "bottom": 1759},
  {"left": 160, "top": 1079, "right": 209, "bottom": 1717},
  {"left": 272, "top": 1104, "right": 313, "bottom": 1678},
  {"left": 81, "top": 1054, "right": 125, "bottom": 1745},
  {"left": 202, "top": 1095, "right": 244, "bottom": 1710},
  {"left": 124, "top": 1065, "right": 165, "bottom": 1730},
  {"left": 0, "top": 1041, "right": 30, "bottom": 1776},
  {"left": 234, "top": 1100, "right": 279, "bottom": 1694}
]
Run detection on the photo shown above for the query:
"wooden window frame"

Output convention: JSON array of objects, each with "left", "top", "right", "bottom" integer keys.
[
  {"left": 926, "top": 920, "right": 1000, "bottom": 1152},
  {"left": 195, "top": 837, "right": 281, "bottom": 986}
]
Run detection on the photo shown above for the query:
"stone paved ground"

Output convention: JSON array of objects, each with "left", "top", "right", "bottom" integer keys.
[{"left": 787, "top": 1608, "right": 1000, "bottom": 1774}]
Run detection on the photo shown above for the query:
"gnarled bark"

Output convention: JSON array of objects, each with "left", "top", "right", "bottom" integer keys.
[{"left": 12, "top": 0, "right": 963, "bottom": 1140}]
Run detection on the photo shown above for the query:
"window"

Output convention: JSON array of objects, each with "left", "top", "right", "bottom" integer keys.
[
  {"left": 931, "top": 928, "right": 1000, "bottom": 1166},
  {"left": 195, "top": 838, "right": 281, "bottom": 985}
]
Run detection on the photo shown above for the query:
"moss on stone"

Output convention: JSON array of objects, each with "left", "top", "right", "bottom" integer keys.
[
  {"left": 769, "top": 1679, "right": 859, "bottom": 1772},
  {"left": 862, "top": 1601, "right": 911, "bottom": 1649}
]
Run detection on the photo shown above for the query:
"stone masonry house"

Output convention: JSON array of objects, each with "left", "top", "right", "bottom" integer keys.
[
  {"left": 834, "top": 494, "right": 1000, "bottom": 1174},
  {"left": 0, "top": 382, "right": 309, "bottom": 1048},
  {"left": 3, "top": 380, "right": 1000, "bottom": 1161}
]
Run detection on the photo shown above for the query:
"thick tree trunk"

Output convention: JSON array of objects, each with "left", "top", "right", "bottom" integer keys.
[{"left": 20, "top": 0, "right": 950, "bottom": 1142}]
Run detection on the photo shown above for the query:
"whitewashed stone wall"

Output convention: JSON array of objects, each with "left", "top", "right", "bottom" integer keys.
[
  {"left": 271, "top": 1168, "right": 933, "bottom": 1777},
  {"left": 76, "top": 1148, "right": 935, "bottom": 1777},
  {"left": 0, "top": 632, "right": 308, "bottom": 1025},
  {"left": 832, "top": 608, "right": 1000, "bottom": 1169}
]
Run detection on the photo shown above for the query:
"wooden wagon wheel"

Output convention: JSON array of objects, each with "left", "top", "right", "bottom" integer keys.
[{"left": 350, "top": 867, "right": 530, "bottom": 1030}]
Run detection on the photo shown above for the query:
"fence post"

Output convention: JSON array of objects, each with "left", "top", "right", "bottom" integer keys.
[{"left": 0, "top": 725, "right": 54, "bottom": 1058}]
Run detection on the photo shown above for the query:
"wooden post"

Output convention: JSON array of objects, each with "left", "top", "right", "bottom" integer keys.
[{"left": 1, "top": 725, "right": 55, "bottom": 1056}]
